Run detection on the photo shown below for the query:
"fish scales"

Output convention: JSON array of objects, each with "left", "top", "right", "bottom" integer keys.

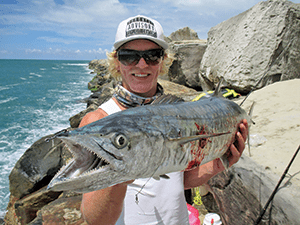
[{"left": 47, "top": 95, "right": 250, "bottom": 193}]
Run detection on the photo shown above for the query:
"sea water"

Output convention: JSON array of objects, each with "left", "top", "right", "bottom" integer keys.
[{"left": 0, "top": 59, "right": 94, "bottom": 218}]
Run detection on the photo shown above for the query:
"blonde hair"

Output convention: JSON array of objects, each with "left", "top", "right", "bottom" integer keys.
[{"left": 106, "top": 49, "right": 175, "bottom": 81}]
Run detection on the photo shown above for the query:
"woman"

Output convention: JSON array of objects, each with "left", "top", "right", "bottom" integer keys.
[{"left": 80, "top": 15, "right": 248, "bottom": 225}]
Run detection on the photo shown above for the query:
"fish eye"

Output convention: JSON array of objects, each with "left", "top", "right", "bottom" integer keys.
[{"left": 113, "top": 133, "right": 128, "bottom": 149}]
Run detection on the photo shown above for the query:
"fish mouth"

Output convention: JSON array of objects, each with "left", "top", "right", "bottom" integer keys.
[{"left": 47, "top": 136, "right": 117, "bottom": 190}]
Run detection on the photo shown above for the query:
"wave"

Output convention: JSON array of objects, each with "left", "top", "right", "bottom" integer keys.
[
  {"left": 29, "top": 72, "right": 42, "bottom": 77},
  {"left": 0, "top": 86, "right": 9, "bottom": 92},
  {"left": 0, "top": 59, "right": 94, "bottom": 217},
  {"left": 0, "top": 97, "right": 18, "bottom": 105},
  {"left": 63, "top": 63, "right": 89, "bottom": 66}
]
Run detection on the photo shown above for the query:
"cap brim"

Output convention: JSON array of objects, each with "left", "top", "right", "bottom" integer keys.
[{"left": 114, "top": 35, "right": 168, "bottom": 50}]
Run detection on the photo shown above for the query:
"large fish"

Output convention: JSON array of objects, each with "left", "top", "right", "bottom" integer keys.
[{"left": 47, "top": 89, "right": 252, "bottom": 193}]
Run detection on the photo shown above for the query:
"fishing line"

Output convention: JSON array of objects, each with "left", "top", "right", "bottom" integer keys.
[
  {"left": 135, "top": 163, "right": 163, "bottom": 210},
  {"left": 254, "top": 145, "right": 300, "bottom": 225},
  {"left": 135, "top": 177, "right": 152, "bottom": 205},
  {"left": 266, "top": 170, "right": 300, "bottom": 225}
]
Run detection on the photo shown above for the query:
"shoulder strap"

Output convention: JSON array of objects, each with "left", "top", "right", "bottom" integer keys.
[{"left": 99, "top": 98, "right": 122, "bottom": 115}]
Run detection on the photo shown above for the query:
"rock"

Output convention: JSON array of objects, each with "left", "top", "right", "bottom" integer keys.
[
  {"left": 206, "top": 155, "right": 300, "bottom": 225},
  {"left": 69, "top": 59, "right": 116, "bottom": 128},
  {"left": 88, "top": 59, "right": 108, "bottom": 74},
  {"left": 31, "top": 194, "right": 85, "bottom": 225},
  {"left": 69, "top": 82, "right": 115, "bottom": 128},
  {"left": 13, "top": 188, "right": 62, "bottom": 224},
  {"left": 168, "top": 27, "right": 200, "bottom": 41},
  {"left": 199, "top": 0, "right": 300, "bottom": 93},
  {"left": 168, "top": 40, "right": 207, "bottom": 89},
  {"left": 158, "top": 79, "right": 198, "bottom": 101},
  {"left": 8, "top": 135, "right": 70, "bottom": 199},
  {"left": 5, "top": 135, "right": 73, "bottom": 224},
  {"left": 88, "top": 59, "right": 113, "bottom": 93}
]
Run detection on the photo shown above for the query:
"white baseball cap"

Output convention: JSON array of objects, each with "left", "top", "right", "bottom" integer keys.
[{"left": 114, "top": 15, "right": 169, "bottom": 50}]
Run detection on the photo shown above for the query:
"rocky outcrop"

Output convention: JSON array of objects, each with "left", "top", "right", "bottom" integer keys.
[
  {"left": 69, "top": 59, "right": 115, "bottom": 128},
  {"left": 168, "top": 27, "right": 200, "bottom": 41},
  {"left": 5, "top": 134, "right": 74, "bottom": 224},
  {"left": 199, "top": 0, "right": 300, "bottom": 93},
  {"left": 168, "top": 40, "right": 207, "bottom": 89},
  {"left": 205, "top": 153, "right": 300, "bottom": 225},
  {"left": 164, "top": 26, "right": 208, "bottom": 89}
]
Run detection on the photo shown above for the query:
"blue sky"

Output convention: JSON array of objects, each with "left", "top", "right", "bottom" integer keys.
[{"left": 1, "top": 0, "right": 299, "bottom": 60}]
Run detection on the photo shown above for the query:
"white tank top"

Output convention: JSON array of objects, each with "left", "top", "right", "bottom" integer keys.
[{"left": 99, "top": 98, "right": 189, "bottom": 225}]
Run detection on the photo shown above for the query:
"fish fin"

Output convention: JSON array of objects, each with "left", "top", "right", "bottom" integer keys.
[
  {"left": 152, "top": 176, "right": 160, "bottom": 180},
  {"left": 168, "top": 132, "right": 230, "bottom": 145},
  {"left": 220, "top": 154, "right": 229, "bottom": 170},
  {"left": 248, "top": 101, "right": 256, "bottom": 125},
  {"left": 192, "top": 78, "right": 224, "bottom": 102},
  {"left": 152, "top": 174, "right": 170, "bottom": 180},
  {"left": 213, "top": 77, "right": 224, "bottom": 97},
  {"left": 160, "top": 174, "right": 170, "bottom": 179},
  {"left": 247, "top": 132, "right": 251, "bottom": 157},
  {"left": 247, "top": 101, "right": 255, "bottom": 156},
  {"left": 151, "top": 94, "right": 184, "bottom": 105}
]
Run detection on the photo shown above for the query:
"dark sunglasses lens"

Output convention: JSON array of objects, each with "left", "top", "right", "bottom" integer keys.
[
  {"left": 117, "top": 51, "right": 140, "bottom": 66},
  {"left": 118, "top": 49, "right": 164, "bottom": 66},
  {"left": 143, "top": 49, "right": 164, "bottom": 65}
]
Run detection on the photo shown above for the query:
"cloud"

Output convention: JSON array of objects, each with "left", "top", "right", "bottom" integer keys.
[
  {"left": 2, "top": 0, "right": 300, "bottom": 59},
  {"left": 85, "top": 48, "right": 107, "bottom": 54},
  {"left": 0, "top": 50, "right": 9, "bottom": 54},
  {"left": 25, "top": 49, "right": 42, "bottom": 53},
  {"left": 23, "top": 47, "right": 107, "bottom": 57},
  {"left": 38, "top": 37, "right": 78, "bottom": 45},
  {"left": 1, "top": 0, "right": 130, "bottom": 38},
  {"left": 0, "top": 0, "right": 282, "bottom": 41}
]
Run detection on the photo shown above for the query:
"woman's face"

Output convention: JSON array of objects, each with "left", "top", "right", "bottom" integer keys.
[{"left": 116, "top": 39, "right": 163, "bottom": 97}]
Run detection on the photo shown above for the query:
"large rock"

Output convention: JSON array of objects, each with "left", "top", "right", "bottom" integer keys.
[
  {"left": 31, "top": 194, "right": 86, "bottom": 225},
  {"left": 8, "top": 135, "right": 69, "bottom": 199},
  {"left": 199, "top": 0, "right": 300, "bottom": 93},
  {"left": 168, "top": 40, "right": 207, "bottom": 89},
  {"left": 168, "top": 27, "right": 199, "bottom": 41},
  {"left": 206, "top": 154, "right": 300, "bottom": 225},
  {"left": 165, "top": 27, "right": 208, "bottom": 89},
  {"left": 5, "top": 135, "right": 74, "bottom": 224},
  {"left": 69, "top": 59, "right": 115, "bottom": 128}
]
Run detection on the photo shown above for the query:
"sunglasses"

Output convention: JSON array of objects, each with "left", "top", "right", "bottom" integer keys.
[{"left": 117, "top": 49, "right": 164, "bottom": 66}]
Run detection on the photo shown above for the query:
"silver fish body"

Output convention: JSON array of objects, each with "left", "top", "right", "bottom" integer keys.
[{"left": 47, "top": 96, "right": 250, "bottom": 193}]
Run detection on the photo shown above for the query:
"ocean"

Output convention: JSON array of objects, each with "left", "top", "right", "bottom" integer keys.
[{"left": 0, "top": 59, "right": 95, "bottom": 218}]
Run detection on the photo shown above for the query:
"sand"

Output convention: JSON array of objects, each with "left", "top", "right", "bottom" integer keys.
[{"left": 236, "top": 79, "right": 300, "bottom": 187}]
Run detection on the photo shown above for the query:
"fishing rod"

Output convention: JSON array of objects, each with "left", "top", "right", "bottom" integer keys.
[{"left": 254, "top": 145, "right": 300, "bottom": 225}]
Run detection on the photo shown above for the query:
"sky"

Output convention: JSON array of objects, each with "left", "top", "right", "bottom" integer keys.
[{"left": 1, "top": 0, "right": 300, "bottom": 60}]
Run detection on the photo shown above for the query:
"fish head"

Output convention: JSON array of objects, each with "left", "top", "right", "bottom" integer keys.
[{"left": 47, "top": 123, "right": 165, "bottom": 193}]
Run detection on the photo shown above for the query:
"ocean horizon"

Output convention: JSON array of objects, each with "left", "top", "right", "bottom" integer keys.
[{"left": 0, "top": 59, "right": 95, "bottom": 218}]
